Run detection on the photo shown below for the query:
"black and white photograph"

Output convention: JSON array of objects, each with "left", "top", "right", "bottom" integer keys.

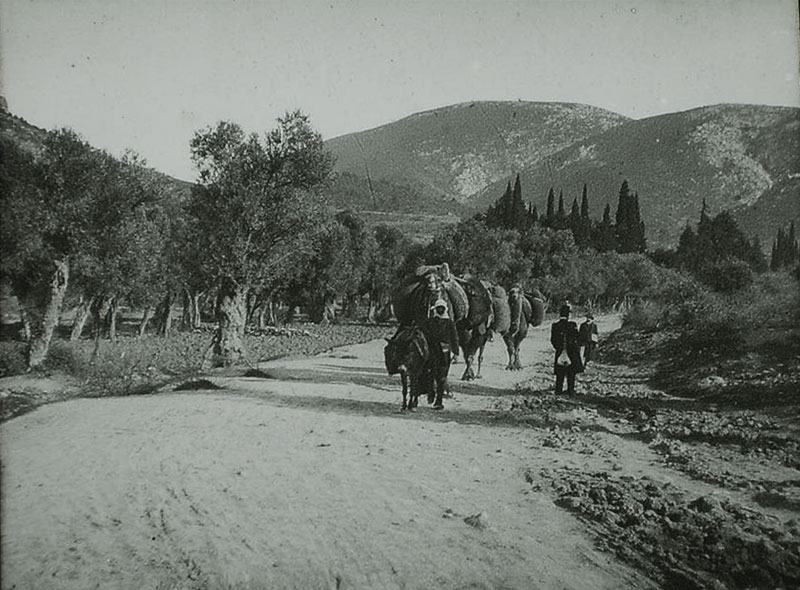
[{"left": 1, "top": 1, "right": 799, "bottom": 588}]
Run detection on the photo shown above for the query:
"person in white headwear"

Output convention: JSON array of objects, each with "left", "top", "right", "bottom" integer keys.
[{"left": 419, "top": 298, "right": 459, "bottom": 408}]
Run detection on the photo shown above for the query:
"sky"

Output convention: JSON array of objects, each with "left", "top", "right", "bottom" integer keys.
[{"left": 2, "top": 0, "right": 799, "bottom": 182}]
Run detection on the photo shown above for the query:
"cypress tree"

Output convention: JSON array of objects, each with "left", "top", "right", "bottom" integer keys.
[
  {"left": 545, "top": 187, "right": 555, "bottom": 225},
  {"left": 770, "top": 231, "right": 781, "bottom": 271},
  {"left": 770, "top": 222, "right": 800, "bottom": 269},
  {"left": 748, "top": 235, "right": 767, "bottom": 272},
  {"left": 569, "top": 197, "right": 580, "bottom": 221},
  {"left": 594, "top": 203, "right": 617, "bottom": 252},
  {"left": 631, "top": 192, "right": 647, "bottom": 252},
  {"left": 580, "top": 184, "right": 589, "bottom": 218},
  {"left": 557, "top": 190, "right": 566, "bottom": 217},
  {"left": 511, "top": 173, "right": 528, "bottom": 230},
  {"left": 615, "top": 180, "right": 633, "bottom": 252},
  {"left": 614, "top": 181, "right": 646, "bottom": 253},
  {"left": 513, "top": 174, "right": 522, "bottom": 203}
]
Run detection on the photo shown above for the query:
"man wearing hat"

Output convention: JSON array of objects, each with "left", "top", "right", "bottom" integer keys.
[
  {"left": 419, "top": 298, "right": 460, "bottom": 407},
  {"left": 578, "top": 312, "right": 599, "bottom": 367},
  {"left": 550, "top": 304, "right": 584, "bottom": 395}
]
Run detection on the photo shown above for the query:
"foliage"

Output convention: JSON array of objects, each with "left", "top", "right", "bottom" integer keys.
[
  {"left": 770, "top": 221, "right": 799, "bottom": 271},
  {"left": 282, "top": 211, "right": 376, "bottom": 321},
  {"left": 484, "top": 174, "right": 534, "bottom": 232},
  {"left": 673, "top": 207, "right": 767, "bottom": 292},
  {"left": 483, "top": 176, "right": 645, "bottom": 256},
  {"left": 188, "top": 111, "right": 334, "bottom": 293},
  {"left": 634, "top": 271, "right": 800, "bottom": 362},
  {"left": 613, "top": 180, "right": 647, "bottom": 253}
]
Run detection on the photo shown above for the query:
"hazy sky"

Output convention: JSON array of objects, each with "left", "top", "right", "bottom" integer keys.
[{"left": 2, "top": 0, "right": 798, "bottom": 181}]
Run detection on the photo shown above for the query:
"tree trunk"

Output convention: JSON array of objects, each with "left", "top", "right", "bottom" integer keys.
[
  {"left": 181, "top": 288, "right": 192, "bottom": 330},
  {"left": 204, "top": 279, "right": 247, "bottom": 368},
  {"left": 106, "top": 298, "right": 119, "bottom": 342},
  {"left": 70, "top": 295, "right": 94, "bottom": 341},
  {"left": 367, "top": 290, "right": 378, "bottom": 324},
  {"left": 181, "top": 288, "right": 203, "bottom": 330},
  {"left": 154, "top": 291, "right": 173, "bottom": 336},
  {"left": 18, "top": 300, "right": 32, "bottom": 342},
  {"left": 257, "top": 305, "right": 267, "bottom": 329},
  {"left": 191, "top": 292, "right": 202, "bottom": 329},
  {"left": 90, "top": 296, "right": 112, "bottom": 363},
  {"left": 138, "top": 306, "right": 152, "bottom": 337},
  {"left": 246, "top": 291, "right": 258, "bottom": 325},
  {"left": 27, "top": 259, "right": 69, "bottom": 370}
]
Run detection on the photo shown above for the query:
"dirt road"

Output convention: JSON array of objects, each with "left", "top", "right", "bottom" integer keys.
[{"left": 2, "top": 315, "right": 797, "bottom": 589}]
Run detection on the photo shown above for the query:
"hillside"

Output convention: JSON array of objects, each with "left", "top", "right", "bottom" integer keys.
[
  {"left": 325, "top": 101, "right": 629, "bottom": 213},
  {"left": 0, "top": 102, "right": 194, "bottom": 205},
  {"left": 475, "top": 104, "right": 800, "bottom": 247},
  {"left": 326, "top": 101, "right": 799, "bottom": 249}
]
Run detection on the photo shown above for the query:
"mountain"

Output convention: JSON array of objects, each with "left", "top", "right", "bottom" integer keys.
[
  {"left": 325, "top": 101, "right": 799, "bottom": 249},
  {"left": 475, "top": 104, "right": 800, "bottom": 247},
  {"left": 325, "top": 101, "right": 629, "bottom": 211}
]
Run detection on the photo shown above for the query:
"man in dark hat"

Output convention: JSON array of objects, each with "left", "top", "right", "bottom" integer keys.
[
  {"left": 578, "top": 312, "right": 599, "bottom": 367},
  {"left": 550, "top": 304, "right": 584, "bottom": 395}
]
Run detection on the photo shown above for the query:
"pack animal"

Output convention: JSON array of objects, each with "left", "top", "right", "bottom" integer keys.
[
  {"left": 452, "top": 275, "right": 494, "bottom": 380},
  {"left": 503, "top": 285, "right": 545, "bottom": 370},
  {"left": 383, "top": 325, "right": 449, "bottom": 410}
]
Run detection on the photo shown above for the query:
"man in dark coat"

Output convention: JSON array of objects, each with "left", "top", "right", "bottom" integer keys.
[
  {"left": 550, "top": 304, "right": 584, "bottom": 395},
  {"left": 420, "top": 298, "right": 460, "bottom": 408},
  {"left": 578, "top": 313, "right": 599, "bottom": 367}
]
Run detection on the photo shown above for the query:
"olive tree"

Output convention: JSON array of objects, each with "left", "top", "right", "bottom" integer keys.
[{"left": 189, "top": 111, "right": 333, "bottom": 367}]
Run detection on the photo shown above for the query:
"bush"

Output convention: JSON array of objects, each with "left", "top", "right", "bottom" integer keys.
[
  {"left": 622, "top": 301, "right": 663, "bottom": 331},
  {"left": 699, "top": 257, "right": 754, "bottom": 293},
  {"left": 0, "top": 342, "right": 26, "bottom": 377},
  {"left": 678, "top": 319, "right": 745, "bottom": 357},
  {"left": 659, "top": 271, "right": 798, "bottom": 362}
]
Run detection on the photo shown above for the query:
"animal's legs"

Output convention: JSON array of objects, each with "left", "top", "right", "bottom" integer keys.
[
  {"left": 401, "top": 373, "right": 409, "bottom": 410},
  {"left": 460, "top": 355, "right": 476, "bottom": 380},
  {"left": 433, "top": 374, "right": 445, "bottom": 409},
  {"left": 475, "top": 344, "right": 485, "bottom": 379},
  {"left": 505, "top": 340, "right": 515, "bottom": 370},
  {"left": 408, "top": 375, "right": 419, "bottom": 410},
  {"left": 512, "top": 343, "right": 523, "bottom": 370}
]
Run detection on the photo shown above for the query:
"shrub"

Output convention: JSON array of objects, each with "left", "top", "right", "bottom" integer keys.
[
  {"left": 678, "top": 319, "right": 745, "bottom": 358},
  {"left": 0, "top": 342, "right": 26, "bottom": 377},
  {"left": 699, "top": 257, "right": 754, "bottom": 293},
  {"left": 660, "top": 271, "right": 798, "bottom": 362},
  {"left": 622, "top": 301, "right": 663, "bottom": 331}
]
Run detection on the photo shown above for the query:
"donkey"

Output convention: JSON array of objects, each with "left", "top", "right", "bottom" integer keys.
[{"left": 384, "top": 325, "right": 450, "bottom": 410}]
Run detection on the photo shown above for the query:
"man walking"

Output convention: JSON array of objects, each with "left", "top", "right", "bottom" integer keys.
[
  {"left": 550, "top": 304, "right": 584, "bottom": 395},
  {"left": 578, "top": 313, "right": 599, "bottom": 367}
]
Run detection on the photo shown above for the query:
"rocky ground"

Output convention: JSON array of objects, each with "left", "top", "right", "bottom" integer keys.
[{"left": 1, "top": 314, "right": 798, "bottom": 589}]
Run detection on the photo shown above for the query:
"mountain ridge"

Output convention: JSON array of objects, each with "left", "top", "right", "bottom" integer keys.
[{"left": 325, "top": 100, "right": 800, "bottom": 248}]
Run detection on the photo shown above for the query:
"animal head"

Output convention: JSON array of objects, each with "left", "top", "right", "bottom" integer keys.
[
  {"left": 424, "top": 271, "right": 443, "bottom": 295},
  {"left": 430, "top": 298, "right": 449, "bottom": 319},
  {"left": 508, "top": 284, "right": 523, "bottom": 300},
  {"left": 384, "top": 327, "right": 428, "bottom": 375}
]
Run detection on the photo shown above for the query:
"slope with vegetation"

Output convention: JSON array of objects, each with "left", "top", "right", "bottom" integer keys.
[
  {"left": 324, "top": 101, "right": 799, "bottom": 250},
  {"left": 325, "top": 101, "right": 629, "bottom": 211},
  {"left": 476, "top": 104, "right": 800, "bottom": 248}
]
